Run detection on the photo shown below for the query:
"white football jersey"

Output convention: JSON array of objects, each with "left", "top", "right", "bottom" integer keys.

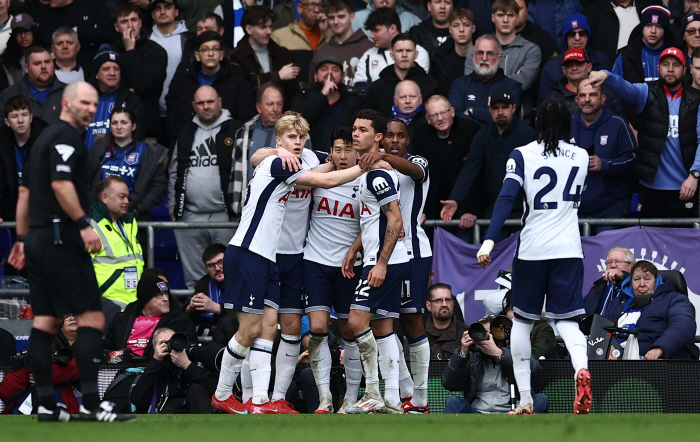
[
  {"left": 506, "top": 140, "right": 588, "bottom": 260},
  {"left": 359, "top": 169, "right": 409, "bottom": 267},
  {"left": 277, "top": 149, "right": 326, "bottom": 254},
  {"left": 397, "top": 155, "right": 432, "bottom": 259},
  {"left": 303, "top": 178, "right": 362, "bottom": 267},
  {"left": 229, "top": 156, "right": 308, "bottom": 261}
]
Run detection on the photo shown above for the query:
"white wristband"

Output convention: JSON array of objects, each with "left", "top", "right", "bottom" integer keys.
[{"left": 477, "top": 239, "right": 494, "bottom": 258}]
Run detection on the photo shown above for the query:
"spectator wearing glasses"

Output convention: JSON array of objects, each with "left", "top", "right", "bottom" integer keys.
[
  {"left": 271, "top": 0, "right": 332, "bottom": 83},
  {"left": 102, "top": 275, "right": 197, "bottom": 361},
  {"left": 584, "top": 247, "right": 635, "bottom": 316},
  {"left": 425, "top": 283, "right": 468, "bottom": 360},
  {"left": 682, "top": 14, "right": 700, "bottom": 67},
  {"left": 410, "top": 95, "right": 480, "bottom": 227},
  {"left": 185, "top": 243, "right": 227, "bottom": 336}
]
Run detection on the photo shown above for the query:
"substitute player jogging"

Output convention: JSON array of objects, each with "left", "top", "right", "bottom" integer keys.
[{"left": 477, "top": 100, "right": 592, "bottom": 415}]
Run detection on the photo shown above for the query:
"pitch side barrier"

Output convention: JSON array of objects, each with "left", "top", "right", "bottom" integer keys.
[{"left": 1, "top": 359, "right": 697, "bottom": 413}]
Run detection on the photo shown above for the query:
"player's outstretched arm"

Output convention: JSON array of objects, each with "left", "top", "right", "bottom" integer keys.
[
  {"left": 358, "top": 152, "right": 423, "bottom": 180},
  {"left": 7, "top": 186, "right": 29, "bottom": 270},
  {"left": 368, "top": 200, "right": 403, "bottom": 288},
  {"left": 251, "top": 147, "right": 302, "bottom": 171},
  {"left": 52, "top": 180, "right": 102, "bottom": 254},
  {"left": 294, "top": 165, "right": 365, "bottom": 189}
]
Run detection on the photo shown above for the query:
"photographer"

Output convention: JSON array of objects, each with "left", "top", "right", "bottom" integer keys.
[
  {"left": 0, "top": 315, "right": 80, "bottom": 414},
  {"left": 130, "top": 328, "right": 217, "bottom": 414},
  {"left": 442, "top": 315, "right": 548, "bottom": 414}
]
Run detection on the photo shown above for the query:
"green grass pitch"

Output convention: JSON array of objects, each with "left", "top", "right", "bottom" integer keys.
[{"left": 1, "top": 414, "right": 697, "bottom": 442}]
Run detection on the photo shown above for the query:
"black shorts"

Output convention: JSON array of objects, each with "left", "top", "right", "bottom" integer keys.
[{"left": 25, "top": 225, "right": 102, "bottom": 317}]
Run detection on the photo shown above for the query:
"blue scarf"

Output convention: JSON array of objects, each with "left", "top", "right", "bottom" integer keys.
[{"left": 391, "top": 103, "right": 423, "bottom": 125}]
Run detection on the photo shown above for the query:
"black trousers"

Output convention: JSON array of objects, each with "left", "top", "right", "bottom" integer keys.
[{"left": 638, "top": 185, "right": 700, "bottom": 219}]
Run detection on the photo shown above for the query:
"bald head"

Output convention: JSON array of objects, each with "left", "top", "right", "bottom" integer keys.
[
  {"left": 394, "top": 80, "right": 422, "bottom": 114},
  {"left": 61, "top": 81, "right": 98, "bottom": 131},
  {"left": 192, "top": 85, "right": 222, "bottom": 126}
]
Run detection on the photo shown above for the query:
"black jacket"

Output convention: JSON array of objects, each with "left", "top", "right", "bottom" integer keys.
[
  {"left": 583, "top": 273, "right": 629, "bottom": 316},
  {"left": 0, "top": 118, "right": 47, "bottom": 220},
  {"left": 545, "top": 78, "right": 623, "bottom": 117},
  {"left": 102, "top": 297, "right": 197, "bottom": 361},
  {"left": 229, "top": 36, "right": 298, "bottom": 108},
  {"left": 449, "top": 119, "right": 535, "bottom": 217},
  {"left": 441, "top": 347, "right": 541, "bottom": 404},
  {"left": 0, "top": 77, "right": 66, "bottom": 123},
  {"left": 408, "top": 20, "right": 448, "bottom": 58},
  {"left": 635, "top": 80, "right": 700, "bottom": 184},
  {"left": 619, "top": 25, "right": 681, "bottom": 84},
  {"left": 363, "top": 64, "right": 440, "bottom": 117},
  {"left": 111, "top": 35, "right": 168, "bottom": 139},
  {"left": 130, "top": 356, "right": 217, "bottom": 413},
  {"left": 172, "top": 117, "right": 244, "bottom": 220},
  {"left": 88, "top": 138, "right": 168, "bottom": 220},
  {"left": 290, "top": 82, "right": 364, "bottom": 151},
  {"left": 582, "top": 0, "right": 650, "bottom": 63},
  {"left": 411, "top": 117, "right": 482, "bottom": 221},
  {"left": 429, "top": 39, "right": 467, "bottom": 95},
  {"left": 166, "top": 61, "right": 256, "bottom": 147},
  {"left": 519, "top": 21, "right": 560, "bottom": 65}
]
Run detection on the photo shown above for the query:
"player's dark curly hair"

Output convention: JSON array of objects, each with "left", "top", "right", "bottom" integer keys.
[
  {"left": 535, "top": 100, "right": 571, "bottom": 157},
  {"left": 356, "top": 109, "right": 387, "bottom": 137},
  {"left": 330, "top": 126, "right": 353, "bottom": 147},
  {"left": 386, "top": 117, "right": 408, "bottom": 133}
]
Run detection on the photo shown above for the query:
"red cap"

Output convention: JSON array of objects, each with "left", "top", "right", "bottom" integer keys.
[
  {"left": 659, "top": 47, "right": 686, "bottom": 65},
  {"left": 562, "top": 48, "right": 587, "bottom": 65}
]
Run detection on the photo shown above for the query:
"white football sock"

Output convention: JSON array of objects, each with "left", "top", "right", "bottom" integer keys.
[
  {"left": 394, "top": 334, "right": 414, "bottom": 399},
  {"left": 511, "top": 317, "right": 535, "bottom": 406},
  {"left": 343, "top": 340, "right": 362, "bottom": 402},
  {"left": 271, "top": 334, "right": 301, "bottom": 401},
  {"left": 355, "top": 328, "right": 380, "bottom": 395},
  {"left": 376, "top": 333, "right": 400, "bottom": 406},
  {"left": 215, "top": 336, "right": 248, "bottom": 401},
  {"left": 556, "top": 320, "right": 589, "bottom": 376},
  {"left": 249, "top": 338, "right": 273, "bottom": 405},
  {"left": 241, "top": 351, "right": 252, "bottom": 403},
  {"left": 308, "top": 332, "right": 331, "bottom": 397},
  {"left": 408, "top": 334, "right": 430, "bottom": 407}
]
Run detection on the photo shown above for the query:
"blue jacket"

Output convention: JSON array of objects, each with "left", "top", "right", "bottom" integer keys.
[
  {"left": 537, "top": 47, "right": 611, "bottom": 105},
  {"left": 449, "top": 69, "right": 522, "bottom": 126},
  {"left": 570, "top": 106, "right": 636, "bottom": 214},
  {"left": 602, "top": 277, "right": 696, "bottom": 359}
]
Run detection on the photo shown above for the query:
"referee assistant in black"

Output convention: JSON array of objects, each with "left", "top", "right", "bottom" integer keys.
[{"left": 9, "top": 82, "right": 133, "bottom": 422}]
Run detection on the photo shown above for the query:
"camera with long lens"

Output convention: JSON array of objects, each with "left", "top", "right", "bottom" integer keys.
[
  {"left": 166, "top": 332, "right": 197, "bottom": 354},
  {"left": 468, "top": 322, "right": 489, "bottom": 343},
  {"left": 10, "top": 347, "right": 74, "bottom": 370},
  {"left": 468, "top": 316, "right": 513, "bottom": 347}
]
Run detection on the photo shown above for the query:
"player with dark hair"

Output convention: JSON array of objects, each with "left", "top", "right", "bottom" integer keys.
[{"left": 476, "top": 99, "right": 591, "bottom": 415}]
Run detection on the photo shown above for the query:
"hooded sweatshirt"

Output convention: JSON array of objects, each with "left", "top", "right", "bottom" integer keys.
[
  {"left": 167, "top": 109, "right": 232, "bottom": 214},
  {"left": 150, "top": 21, "right": 189, "bottom": 115}
]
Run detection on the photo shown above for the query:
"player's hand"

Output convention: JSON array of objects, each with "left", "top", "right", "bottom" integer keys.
[
  {"left": 342, "top": 249, "right": 358, "bottom": 278},
  {"left": 476, "top": 239, "right": 494, "bottom": 269},
  {"left": 154, "top": 341, "right": 170, "bottom": 361},
  {"left": 398, "top": 227, "right": 405, "bottom": 241},
  {"left": 278, "top": 63, "right": 300, "bottom": 80},
  {"left": 298, "top": 349, "right": 309, "bottom": 364},
  {"left": 581, "top": 71, "right": 608, "bottom": 89},
  {"left": 321, "top": 72, "right": 338, "bottom": 96},
  {"left": 358, "top": 151, "right": 384, "bottom": 170},
  {"left": 339, "top": 349, "right": 345, "bottom": 365},
  {"left": 170, "top": 349, "right": 191, "bottom": 369},
  {"left": 370, "top": 159, "right": 392, "bottom": 171},
  {"left": 643, "top": 347, "right": 663, "bottom": 360},
  {"left": 600, "top": 267, "right": 623, "bottom": 282},
  {"left": 680, "top": 175, "right": 698, "bottom": 201},
  {"left": 440, "top": 200, "right": 458, "bottom": 223},
  {"left": 420, "top": 213, "right": 426, "bottom": 225},
  {"left": 459, "top": 213, "right": 476, "bottom": 229},
  {"left": 367, "top": 262, "right": 387, "bottom": 287},
  {"left": 588, "top": 155, "right": 602, "bottom": 172},
  {"left": 277, "top": 147, "right": 302, "bottom": 172},
  {"left": 460, "top": 331, "right": 473, "bottom": 356},
  {"left": 81, "top": 227, "right": 102, "bottom": 254},
  {"left": 8, "top": 242, "right": 25, "bottom": 270},
  {"left": 122, "top": 28, "right": 136, "bottom": 51}
]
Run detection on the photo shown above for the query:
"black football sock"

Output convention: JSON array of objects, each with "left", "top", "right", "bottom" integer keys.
[
  {"left": 72, "top": 326, "right": 104, "bottom": 410},
  {"left": 28, "top": 328, "right": 57, "bottom": 410}
]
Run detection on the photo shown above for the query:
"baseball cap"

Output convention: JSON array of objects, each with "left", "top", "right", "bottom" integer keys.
[
  {"left": 659, "top": 47, "right": 686, "bottom": 66},
  {"left": 562, "top": 13, "right": 591, "bottom": 39},
  {"left": 151, "top": 0, "right": 178, "bottom": 10},
  {"left": 315, "top": 54, "right": 343, "bottom": 71},
  {"left": 11, "top": 13, "right": 34, "bottom": 31},
  {"left": 490, "top": 88, "right": 515, "bottom": 106},
  {"left": 641, "top": 6, "right": 670, "bottom": 32},
  {"left": 562, "top": 48, "right": 589, "bottom": 64}
]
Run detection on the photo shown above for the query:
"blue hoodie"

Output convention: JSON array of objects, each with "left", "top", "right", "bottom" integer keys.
[
  {"left": 570, "top": 106, "right": 636, "bottom": 214},
  {"left": 602, "top": 275, "right": 696, "bottom": 359}
]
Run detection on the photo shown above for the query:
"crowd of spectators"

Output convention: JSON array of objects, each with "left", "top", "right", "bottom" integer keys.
[{"left": 0, "top": 0, "right": 699, "bottom": 416}]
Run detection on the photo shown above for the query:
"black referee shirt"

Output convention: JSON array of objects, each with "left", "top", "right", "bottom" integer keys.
[{"left": 24, "top": 120, "right": 90, "bottom": 228}]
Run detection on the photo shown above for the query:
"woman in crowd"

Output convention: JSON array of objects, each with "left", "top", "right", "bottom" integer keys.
[
  {"left": 0, "top": 20, "right": 39, "bottom": 88},
  {"left": 88, "top": 107, "right": 168, "bottom": 220},
  {"left": 603, "top": 260, "right": 697, "bottom": 360}
]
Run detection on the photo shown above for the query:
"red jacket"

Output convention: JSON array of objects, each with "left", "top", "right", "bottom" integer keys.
[{"left": 0, "top": 360, "right": 80, "bottom": 414}]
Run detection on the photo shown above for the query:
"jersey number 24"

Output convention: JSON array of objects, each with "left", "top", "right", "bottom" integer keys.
[{"left": 533, "top": 166, "right": 582, "bottom": 210}]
